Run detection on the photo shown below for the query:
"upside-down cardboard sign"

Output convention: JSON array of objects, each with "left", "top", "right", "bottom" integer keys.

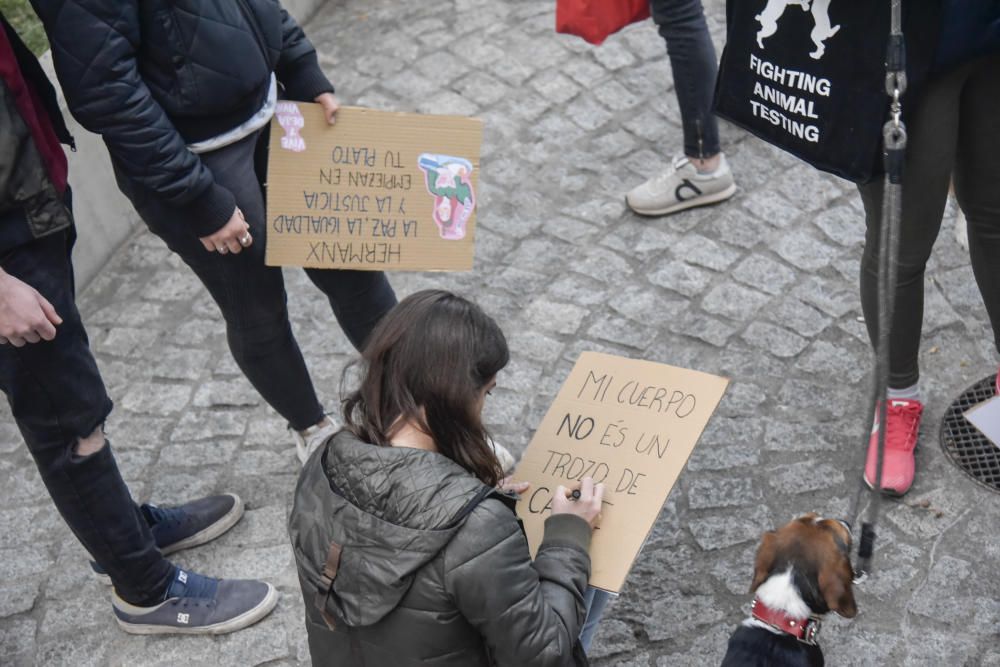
[
  {"left": 265, "top": 103, "right": 482, "bottom": 271},
  {"left": 514, "top": 352, "right": 729, "bottom": 593}
]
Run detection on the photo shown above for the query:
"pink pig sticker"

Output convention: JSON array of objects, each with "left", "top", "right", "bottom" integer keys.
[{"left": 275, "top": 102, "right": 306, "bottom": 152}]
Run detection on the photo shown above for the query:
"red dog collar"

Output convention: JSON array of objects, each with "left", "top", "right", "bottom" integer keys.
[{"left": 751, "top": 598, "right": 821, "bottom": 645}]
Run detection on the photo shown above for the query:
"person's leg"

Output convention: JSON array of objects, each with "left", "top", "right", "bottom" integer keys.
[
  {"left": 579, "top": 587, "right": 612, "bottom": 652},
  {"left": 301, "top": 269, "right": 397, "bottom": 351},
  {"left": 626, "top": 0, "right": 734, "bottom": 216},
  {"left": 857, "top": 67, "right": 966, "bottom": 390},
  {"left": 856, "top": 64, "right": 969, "bottom": 494},
  {"left": 0, "top": 230, "right": 172, "bottom": 606},
  {"left": 650, "top": 0, "right": 721, "bottom": 163},
  {"left": 115, "top": 133, "right": 325, "bottom": 431},
  {"left": 953, "top": 54, "right": 1000, "bottom": 360}
]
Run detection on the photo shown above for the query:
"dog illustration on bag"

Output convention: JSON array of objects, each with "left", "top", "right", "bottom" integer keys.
[{"left": 756, "top": 0, "right": 841, "bottom": 60}]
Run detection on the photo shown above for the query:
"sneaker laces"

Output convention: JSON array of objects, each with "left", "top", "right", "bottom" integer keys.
[
  {"left": 882, "top": 401, "right": 922, "bottom": 453},
  {"left": 165, "top": 568, "right": 219, "bottom": 601}
]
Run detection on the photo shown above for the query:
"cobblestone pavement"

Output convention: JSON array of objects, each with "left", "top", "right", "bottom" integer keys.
[{"left": 3, "top": 1, "right": 999, "bottom": 665}]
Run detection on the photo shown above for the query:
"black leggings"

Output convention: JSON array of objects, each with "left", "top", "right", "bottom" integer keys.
[
  {"left": 858, "top": 53, "right": 1000, "bottom": 388},
  {"left": 114, "top": 129, "right": 397, "bottom": 430}
]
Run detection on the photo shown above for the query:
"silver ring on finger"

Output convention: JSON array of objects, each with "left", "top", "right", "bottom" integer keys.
[{"left": 239, "top": 233, "right": 252, "bottom": 246}]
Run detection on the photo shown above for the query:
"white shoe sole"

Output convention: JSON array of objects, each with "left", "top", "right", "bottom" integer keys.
[
  {"left": 627, "top": 182, "right": 737, "bottom": 217},
  {"left": 115, "top": 584, "right": 279, "bottom": 635},
  {"left": 94, "top": 494, "right": 245, "bottom": 586}
]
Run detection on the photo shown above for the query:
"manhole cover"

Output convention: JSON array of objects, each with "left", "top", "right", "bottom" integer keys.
[{"left": 940, "top": 375, "right": 1000, "bottom": 494}]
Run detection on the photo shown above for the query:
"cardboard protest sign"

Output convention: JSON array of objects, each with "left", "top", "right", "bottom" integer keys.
[
  {"left": 513, "top": 352, "right": 729, "bottom": 593},
  {"left": 265, "top": 103, "right": 482, "bottom": 271}
]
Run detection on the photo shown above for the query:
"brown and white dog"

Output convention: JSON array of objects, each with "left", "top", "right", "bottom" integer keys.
[{"left": 721, "top": 513, "right": 858, "bottom": 667}]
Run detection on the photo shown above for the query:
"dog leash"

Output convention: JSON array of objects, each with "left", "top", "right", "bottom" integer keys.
[{"left": 847, "top": 0, "right": 907, "bottom": 582}]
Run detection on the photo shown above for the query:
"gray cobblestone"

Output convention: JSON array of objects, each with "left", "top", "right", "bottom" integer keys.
[
  {"left": 592, "top": 41, "right": 637, "bottom": 71},
  {"left": 672, "top": 234, "right": 741, "bottom": 272},
  {"left": 774, "top": 228, "right": 840, "bottom": 271},
  {"left": 522, "top": 297, "right": 589, "bottom": 335},
  {"left": 416, "top": 91, "right": 479, "bottom": 116},
  {"left": 665, "top": 311, "right": 737, "bottom": 347},
  {"left": 0, "top": 581, "right": 39, "bottom": 619},
  {"left": 689, "top": 505, "right": 772, "bottom": 551},
  {"left": 702, "top": 283, "right": 772, "bottom": 321},
  {"left": 3, "top": 617, "right": 37, "bottom": 665},
  {"left": 743, "top": 322, "right": 809, "bottom": 357},
  {"left": 592, "top": 80, "right": 642, "bottom": 111},
  {"left": 453, "top": 71, "right": 510, "bottom": 106},
  {"left": 731, "top": 255, "right": 796, "bottom": 296},
  {"left": 793, "top": 276, "right": 859, "bottom": 317},
  {"left": 815, "top": 204, "right": 866, "bottom": 247},
  {"left": 566, "top": 94, "right": 614, "bottom": 131},
  {"left": 764, "top": 462, "right": 846, "bottom": 494},
  {"left": 686, "top": 477, "right": 759, "bottom": 510},
  {"left": 649, "top": 261, "right": 712, "bottom": 298},
  {"left": 775, "top": 167, "right": 847, "bottom": 213},
  {"left": 742, "top": 188, "right": 801, "bottom": 229},
  {"left": 530, "top": 70, "right": 581, "bottom": 105}
]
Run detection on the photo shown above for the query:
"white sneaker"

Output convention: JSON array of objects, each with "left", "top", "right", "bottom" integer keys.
[
  {"left": 292, "top": 418, "right": 339, "bottom": 465},
  {"left": 626, "top": 154, "right": 736, "bottom": 216},
  {"left": 489, "top": 438, "right": 517, "bottom": 475}
]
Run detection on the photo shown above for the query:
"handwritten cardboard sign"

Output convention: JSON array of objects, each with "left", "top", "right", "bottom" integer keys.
[
  {"left": 514, "top": 352, "right": 729, "bottom": 593},
  {"left": 265, "top": 103, "right": 482, "bottom": 271}
]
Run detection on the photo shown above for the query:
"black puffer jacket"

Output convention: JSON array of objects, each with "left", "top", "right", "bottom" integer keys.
[
  {"left": 289, "top": 432, "right": 592, "bottom": 667},
  {"left": 30, "top": 0, "right": 333, "bottom": 235}
]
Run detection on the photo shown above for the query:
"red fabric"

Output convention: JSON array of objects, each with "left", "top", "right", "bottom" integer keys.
[
  {"left": 555, "top": 0, "right": 651, "bottom": 46},
  {"left": 0, "top": 29, "right": 68, "bottom": 194}
]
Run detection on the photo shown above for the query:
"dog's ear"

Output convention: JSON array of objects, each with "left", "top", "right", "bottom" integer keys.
[
  {"left": 749, "top": 531, "right": 777, "bottom": 593},
  {"left": 818, "top": 560, "right": 857, "bottom": 618}
]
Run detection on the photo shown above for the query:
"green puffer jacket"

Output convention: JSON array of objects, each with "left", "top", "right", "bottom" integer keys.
[{"left": 289, "top": 431, "right": 592, "bottom": 666}]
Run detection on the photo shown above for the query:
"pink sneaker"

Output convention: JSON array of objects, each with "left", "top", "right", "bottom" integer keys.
[{"left": 864, "top": 398, "right": 923, "bottom": 496}]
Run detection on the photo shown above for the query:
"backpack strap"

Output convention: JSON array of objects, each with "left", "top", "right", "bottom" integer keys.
[{"left": 444, "top": 485, "right": 517, "bottom": 529}]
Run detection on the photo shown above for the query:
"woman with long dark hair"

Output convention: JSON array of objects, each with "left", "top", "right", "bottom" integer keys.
[{"left": 289, "top": 289, "right": 602, "bottom": 666}]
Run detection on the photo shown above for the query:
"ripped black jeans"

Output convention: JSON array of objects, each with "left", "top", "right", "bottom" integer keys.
[{"left": 0, "top": 225, "right": 173, "bottom": 605}]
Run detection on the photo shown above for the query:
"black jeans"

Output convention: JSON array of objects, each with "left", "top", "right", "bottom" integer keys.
[
  {"left": 114, "top": 129, "right": 397, "bottom": 430},
  {"left": 0, "top": 225, "right": 173, "bottom": 605},
  {"left": 650, "top": 0, "right": 722, "bottom": 158},
  {"left": 858, "top": 53, "right": 1000, "bottom": 388}
]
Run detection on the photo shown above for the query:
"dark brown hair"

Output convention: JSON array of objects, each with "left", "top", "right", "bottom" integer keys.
[{"left": 341, "top": 290, "right": 509, "bottom": 487}]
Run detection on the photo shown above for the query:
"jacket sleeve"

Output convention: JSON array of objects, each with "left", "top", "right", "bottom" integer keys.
[
  {"left": 30, "top": 0, "right": 234, "bottom": 236},
  {"left": 444, "top": 500, "right": 592, "bottom": 667},
  {"left": 275, "top": 6, "right": 334, "bottom": 101}
]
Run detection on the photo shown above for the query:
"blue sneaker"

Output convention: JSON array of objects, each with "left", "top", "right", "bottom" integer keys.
[
  {"left": 91, "top": 494, "right": 244, "bottom": 583},
  {"left": 112, "top": 568, "right": 278, "bottom": 635}
]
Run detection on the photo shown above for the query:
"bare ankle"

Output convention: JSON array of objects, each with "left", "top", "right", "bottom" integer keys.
[
  {"left": 689, "top": 154, "right": 721, "bottom": 173},
  {"left": 300, "top": 416, "right": 333, "bottom": 435}
]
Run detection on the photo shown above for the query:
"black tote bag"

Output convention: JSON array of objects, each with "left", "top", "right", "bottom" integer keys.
[{"left": 714, "top": 0, "right": 940, "bottom": 183}]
